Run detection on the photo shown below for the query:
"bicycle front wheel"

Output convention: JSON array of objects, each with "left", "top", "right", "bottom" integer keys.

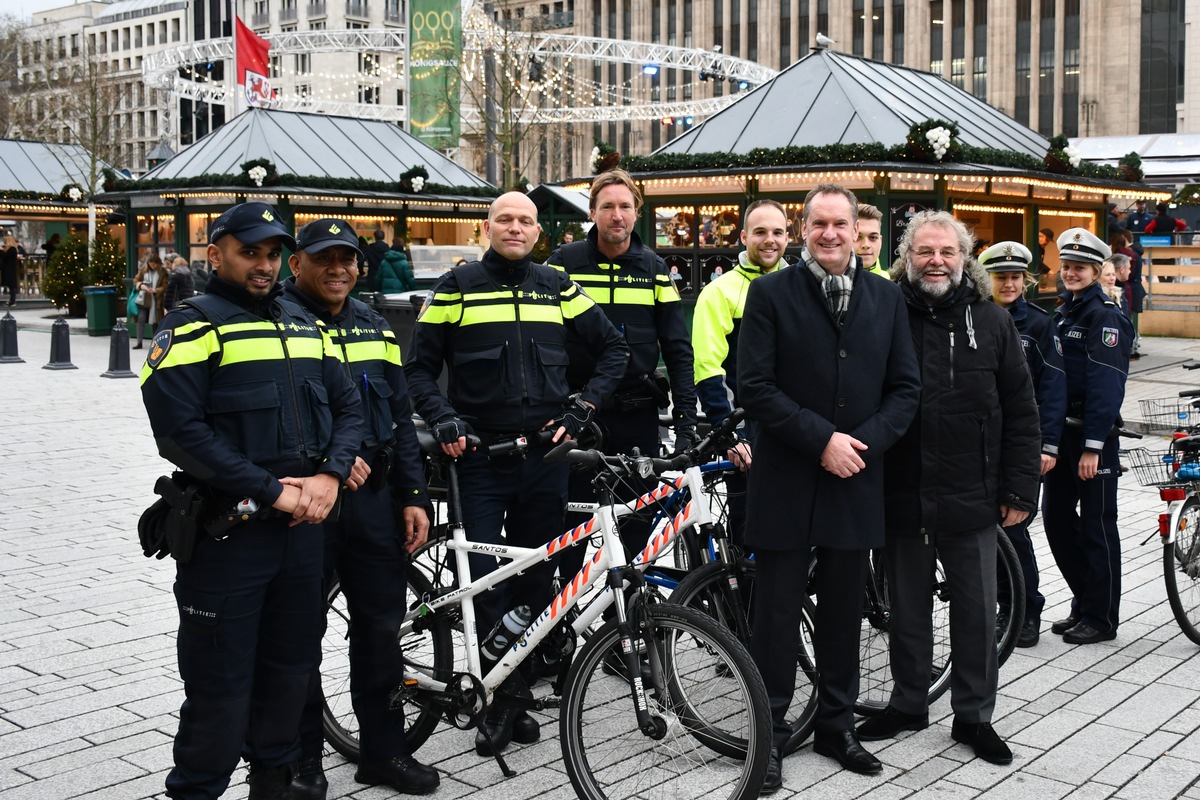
[
  {"left": 1164, "top": 495, "right": 1200, "bottom": 645},
  {"left": 672, "top": 559, "right": 817, "bottom": 754},
  {"left": 560, "top": 603, "right": 771, "bottom": 800},
  {"left": 321, "top": 569, "right": 453, "bottom": 761}
]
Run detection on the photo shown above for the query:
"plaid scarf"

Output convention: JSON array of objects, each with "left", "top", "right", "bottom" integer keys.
[{"left": 803, "top": 248, "right": 855, "bottom": 326}]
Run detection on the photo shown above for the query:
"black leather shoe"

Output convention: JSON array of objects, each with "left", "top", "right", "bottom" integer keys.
[
  {"left": 1016, "top": 619, "right": 1040, "bottom": 648},
  {"left": 760, "top": 748, "right": 782, "bottom": 795},
  {"left": 289, "top": 756, "right": 327, "bottom": 800},
  {"left": 951, "top": 720, "right": 1013, "bottom": 765},
  {"left": 512, "top": 711, "right": 541, "bottom": 744},
  {"left": 855, "top": 706, "right": 929, "bottom": 741},
  {"left": 813, "top": 730, "right": 882, "bottom": 775},
  {"left": 1062, "top": 622, "right": 1117, "bottom": 644},
  {"left": 246, "top": 763, "right": 294, "bottom": 800},
  {"left": 1050, "top": 614, "right": 1080, "bottom": 634},
  {"left": 355, "top": 755, "right": 440, "bottom": 795}
]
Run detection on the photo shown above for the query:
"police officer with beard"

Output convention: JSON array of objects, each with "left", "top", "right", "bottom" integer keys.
[
  {"left": 281, "top": 219, "right": 438, "bottom": 797},
  {"left": 140, "top": 202, "right": 364, "bottom": 800}
]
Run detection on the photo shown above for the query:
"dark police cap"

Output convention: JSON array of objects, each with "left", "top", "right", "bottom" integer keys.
[
  {"left": 295, "top": 218, "right": 364, "bottom": 258},
  {"left": 208, "top": 202, "right": 297, "bottom": 250}
]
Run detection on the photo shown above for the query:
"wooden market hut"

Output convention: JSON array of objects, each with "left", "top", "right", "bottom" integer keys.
[
  {"left": 98, "top": 107, "right": 499, "bottom": 281},
  {"left": 563, "top": 49, "right": 1167, "bottom": 310},
  {"left": 0, "top": 139, "right": 117, "bottom": 302}
]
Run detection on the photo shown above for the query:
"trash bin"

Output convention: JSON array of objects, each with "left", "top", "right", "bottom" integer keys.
[{"left": 84, "top": 285, "right": 118, "bottom": 337}]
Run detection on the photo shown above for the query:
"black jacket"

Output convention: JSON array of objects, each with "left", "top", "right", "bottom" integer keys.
[
  {"left": 282, "top": 279, "right": 430, "bottom": 508},
  {"left": 885, "top": 275, "right": 1042, "bottom": 536},
  {"left": 738, "top": 265, "right": 920, "bottom": 551},
  {"left": 140, "top": 275, "right": 364, "bottom": 505},
  {"left": 405, "top": 248, "right": 628, "bottom": 434},
  {"left": 547, "top": 229, "right": 697, "bottom": 426}
]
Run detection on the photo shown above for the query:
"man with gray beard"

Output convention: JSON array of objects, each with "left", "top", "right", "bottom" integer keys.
[{"left": 856, "top": 211, "right": 1041, "bottom": 766}]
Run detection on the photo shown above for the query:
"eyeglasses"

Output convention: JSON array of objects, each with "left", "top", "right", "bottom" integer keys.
[{"left": 912, "top": 247, "right": 962, "bottom": 261}]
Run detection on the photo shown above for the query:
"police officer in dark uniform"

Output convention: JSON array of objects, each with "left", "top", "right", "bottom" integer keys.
[
  {"left": 405, "top": 191, "right": 628, "bottom": 755},
  {"left": 981, "top": 241, "right": 1068, "bottom": 648},
  {"left": 1043, "top": 228, "right": 1132, "bottom": 645},
  {"left": 281, "top": 219, "right": 438, "bottom": 797},
  {"left": 546, "top": 168, "right": 697, "bottom": 577},
  {"left": 140, "top": 202, "right": 365, "bottom": 800}
]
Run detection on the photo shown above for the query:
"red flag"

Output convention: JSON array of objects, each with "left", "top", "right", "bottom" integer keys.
[{"left": 235, "top": 16, "right": 272, "bottom": 108}]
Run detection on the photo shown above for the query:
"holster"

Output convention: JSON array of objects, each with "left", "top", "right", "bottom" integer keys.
[
  {"left": 612, "top": 389, "right": 656, "bottom": 412},
  {"left": 369, "top": 444, "right": 394, "bottom": 492},
  {"left": 152, "top": 473, "right": 207, "bottom": 563}
]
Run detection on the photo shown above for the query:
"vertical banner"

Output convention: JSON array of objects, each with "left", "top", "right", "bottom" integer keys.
[
  {"left": 235, "top": 16, "right": 273, "bottom": 110},
  {"left": 407, "top": 0, "right": 462, "bottom": 149}
]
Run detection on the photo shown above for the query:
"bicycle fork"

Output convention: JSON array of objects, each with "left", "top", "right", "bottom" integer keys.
[{"left": 608, "top": 565, "right": 670, "bottom": 740}]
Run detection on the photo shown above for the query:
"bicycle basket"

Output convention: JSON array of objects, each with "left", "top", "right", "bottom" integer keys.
[
  {"left": 1127, "top": 447, "right": 1183, "bottom": 487},
  {"left": 1138, "top": 398, "right": 1200, "bottom": 434}
]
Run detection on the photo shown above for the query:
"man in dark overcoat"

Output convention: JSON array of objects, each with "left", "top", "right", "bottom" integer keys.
[{"left": 738, "top": 184, "right": 921, "bottom": 792}]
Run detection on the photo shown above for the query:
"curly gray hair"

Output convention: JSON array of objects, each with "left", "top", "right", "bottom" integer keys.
[{"left": 890, "top": 210, "right": 976, "bottom": 281}]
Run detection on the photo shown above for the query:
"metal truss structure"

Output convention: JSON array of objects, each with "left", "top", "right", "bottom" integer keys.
[{"left": 141, "top": 27, "right": 778, "bottom": 124}]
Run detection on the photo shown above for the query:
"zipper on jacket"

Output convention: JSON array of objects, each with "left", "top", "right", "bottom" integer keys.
[
  {"left": 512, "top": 287, "right": 529, "bottom": 401},
  {"left": 275, "top": 320, "right": 310, "bottom": 457},
  {"left": 948, "top": 330, "right": 956, "bottom": 389}
]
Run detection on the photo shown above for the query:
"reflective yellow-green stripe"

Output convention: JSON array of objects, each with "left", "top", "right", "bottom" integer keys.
[
  {"left": 521, "top": 305, "right": 564, "bottom": 324},
  {"left": 613, "top": 287, "right": 655, "bottom": 306},
  {"left": 139, "top": 326, "right": 218, "bottom": 383},
  {"left": 342, "top": 339, "right": 395, "bottom": 365},
  {"left": 561, "top": 291, "right": 595, "bottom": 319},
  {"left": 419, "top": 303, "right": 463, "bottom": 324},
  {"left": 461, "top": 305, "right": 517, "bottom": 325},
  {"left": 221, "top": 335, "right": 325, "bottom": 366},
  {"left": 654, "top": 282, "right": 681, "bottom": 303},
  {"left": 584, "top": 287, "right": 613, "bottom": 304}
]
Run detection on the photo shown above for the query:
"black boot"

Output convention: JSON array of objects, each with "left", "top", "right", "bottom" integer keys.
[
  {"left": 246, "top": 763, "right": 295, "bottom": 800},
  {"left": 475, "top": 675, "right": 540, "bottom": 755},
  {"left": 289, "top": 756, "right": 327, "bottom": 800}
]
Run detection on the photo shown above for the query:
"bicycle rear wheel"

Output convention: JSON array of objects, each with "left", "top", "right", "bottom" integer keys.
[
  {"left": 854, "top": 532, "right": 1025, "bottom": 715},
  {"left": 321, "top": 569, "right": 453, "bottom": 761},
  {"left": 672, "top": 559, "right": 817, "bottom": 754},
  {"left": 560, "top": 603, "right": 771, "bottom": 800},
  {"left": 1164, "top": 495, "right": 1200, "bottom": 645}
]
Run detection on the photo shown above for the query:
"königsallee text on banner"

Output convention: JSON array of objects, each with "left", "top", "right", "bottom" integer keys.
[{"left": 407, "top": 0, "right": 462, "bottom": 149}]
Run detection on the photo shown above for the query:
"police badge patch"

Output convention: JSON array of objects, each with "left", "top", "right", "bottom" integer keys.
[
  {"left": 147, "top": 329, "right": 173, "bottom": 368},
  {"left": 1054, "top": 336, "right": 1063, "bottom": 356},
  {"left": 1101, "top": 327, "right": 1118, "bottom": 348}
]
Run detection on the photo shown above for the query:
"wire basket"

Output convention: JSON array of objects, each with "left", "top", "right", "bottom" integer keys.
[
  {"left": 1138, "top": 398, "right": 1200, "bottom": 434},
  {"left": 1127, "top": 447, "right": 1185, "bottom": 487}
]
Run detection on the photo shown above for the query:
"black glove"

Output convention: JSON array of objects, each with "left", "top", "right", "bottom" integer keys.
[
  {"left": 137, "top": 497, "right": 172, "bottom": 560},
  {"left": 549, "top": 394, "right": 595, "bottom": 439},
  {"left": 433, "top": 417, "right": 469, "bottom": 445},
  {"left": 671, "top": 425, "right": 698, "bottom": 457}
]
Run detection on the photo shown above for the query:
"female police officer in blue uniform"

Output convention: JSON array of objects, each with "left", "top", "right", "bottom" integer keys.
[{"left": 1042, "top": 228, "right": 1132, "bottom": 645}]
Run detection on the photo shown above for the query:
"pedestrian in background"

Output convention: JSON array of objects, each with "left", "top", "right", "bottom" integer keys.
[
  {"left": 1042, "top": 228, "right": 1132, "bottom": 645},
  {"left": 163, "top": 256, "right": 196, "bottom": 311},
  {"left": 132, "top": 254, "right": 169, "bottom": 348}
]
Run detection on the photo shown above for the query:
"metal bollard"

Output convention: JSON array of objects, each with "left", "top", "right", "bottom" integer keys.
[
  {"left": 43, "top": 317, "right": 78, "bottom": 370},
  {"left": 102, "top": 319, "right": 137, "bottom": 378},
  {"left": 1, "top": 312, "right": 24, "bottom": 363}
]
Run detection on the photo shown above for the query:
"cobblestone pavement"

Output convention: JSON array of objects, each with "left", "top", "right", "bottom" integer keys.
[{"left": 2, "top": 309, "right": 1200, "bottom": 799}]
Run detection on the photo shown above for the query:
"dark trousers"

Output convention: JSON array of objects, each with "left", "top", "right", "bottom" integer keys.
[
  {"left": 166, "top": 519, "right": 324, "bottom": 800},
  {"left": 457, "top": 444, "right": 567, "bottom": 644},
  {"left": 1042, "top": 432, "right": 1122, "bottom": 634},
  {"left": 298, "top": 480, "right": 412, "bottom": 764},
  {"left": 560, "top": 406, "right": 660, "bottom": 579},
  {"left": 885, "top": 525, "right": 997, "bottom": 723},
  {"left": 750, "top": 546, "right": 868, "bottom": 748},
  {"left": 1000, "top": 485, "right": 1046, "bottom": 623}
]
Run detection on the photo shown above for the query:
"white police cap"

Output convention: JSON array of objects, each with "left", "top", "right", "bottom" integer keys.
[
  {"left": 1057, "top": 228, "right": 1110, "bottom": 265},
  {"left": 979, "top": 241, "right": 1033, "bottom": 273}
]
